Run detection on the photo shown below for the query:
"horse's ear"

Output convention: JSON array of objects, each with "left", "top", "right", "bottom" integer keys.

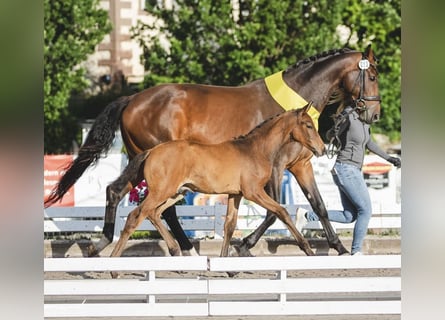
[
  {"left": 303, "top": 101, "right": 313, "bottom": 113},
  {"left": 364, "top": 44, "right": 375, "bottom": 62}
]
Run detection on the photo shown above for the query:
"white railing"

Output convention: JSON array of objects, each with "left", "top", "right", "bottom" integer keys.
[
  {"left": 44, "top": 255, "right": 401, "bottom": 318},
  {"left": 44, "top": 204, "right": 401, "bottom": 240}
]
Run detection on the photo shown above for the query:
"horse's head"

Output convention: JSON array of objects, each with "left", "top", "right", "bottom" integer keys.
[
  {"left": 291, "top": 103, "right": 326, "bottom": 157},
  {"left": 342, "top": 45, "right": 381, "bottom": 124}
]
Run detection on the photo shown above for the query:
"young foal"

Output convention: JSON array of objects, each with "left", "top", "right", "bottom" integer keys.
[{"left": 108, "top": 104, "right": 325, "bottom": 262}]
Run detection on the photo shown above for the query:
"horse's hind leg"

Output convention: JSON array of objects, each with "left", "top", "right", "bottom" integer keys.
[
  {"left": 162, "top": 206, "right": 198, "bottom": 255},
  {"left": 220, "top": 195, "right": 242, "bottom": 257},
  {"left": 88, "top": 152, "right": 146, "bottom": 257}
]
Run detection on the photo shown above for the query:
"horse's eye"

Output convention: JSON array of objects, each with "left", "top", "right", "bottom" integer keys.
[
  {"left": 369, "top": 76, "right": 376, "bottom": 81},
  {"left": 306, "top": 123, "right": 313, "bottom": 129}
]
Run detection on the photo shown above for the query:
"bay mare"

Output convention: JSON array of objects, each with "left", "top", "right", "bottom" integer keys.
[
  {"left": 106, "top": 106, "right": 324, "bottom": 276},
  {"left": 45, "top": 46, "right": 381, "bottom": 257}
]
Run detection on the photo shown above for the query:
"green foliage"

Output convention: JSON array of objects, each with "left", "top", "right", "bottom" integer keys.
[
  {"left": 134, "top": 0, "right": 401, "bottom": 139},
  {"left": 44, "top": 0, "right": 111, "bottom": 153},
  {"left": 341, "top": 0, "right": 401, "bottom": 139},
  {"left": 134, "top": 0, "right": 347, "bottom": 87}
]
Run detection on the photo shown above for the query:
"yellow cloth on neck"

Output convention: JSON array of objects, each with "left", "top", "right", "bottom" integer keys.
[{"left": 265, "top": 70, "right": 320, "bottom": 129}]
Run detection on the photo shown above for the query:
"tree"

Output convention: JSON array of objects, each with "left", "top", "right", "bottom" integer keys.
[
  {"left": 134, "top": 0, "right": 401, "bottom": 139},
  {"left": 44, "top": 0, "right": 111, "bottom": 153},
  {"left": 341, "top": 0, "right": 401, "bottom": 140},
  {"left": 133, "top": 0, "right": 347, "bottom": 87}
]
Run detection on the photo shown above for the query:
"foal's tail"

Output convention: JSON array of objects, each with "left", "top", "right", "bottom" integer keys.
[
  {"left": 44, "top": 96, "right": 132, "bottom": 208},
  {"left": 112, "top": 149, "right": 151, "bottom": 190}
]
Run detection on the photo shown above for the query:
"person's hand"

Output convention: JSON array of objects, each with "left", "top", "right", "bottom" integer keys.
[{"left": 387, "top": 156, "right": 401, "bottom": 168}]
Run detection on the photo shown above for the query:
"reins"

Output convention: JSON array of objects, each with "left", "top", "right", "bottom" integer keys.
[{"left": 326, "top": 107, "right": 355, "bottom": 159}]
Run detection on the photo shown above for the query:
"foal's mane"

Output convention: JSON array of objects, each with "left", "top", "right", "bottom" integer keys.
[{"left": 233, "top": 109, "right": 299, "bottom": 140}]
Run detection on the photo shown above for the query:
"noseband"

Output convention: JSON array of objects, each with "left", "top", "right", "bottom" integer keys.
[{"left": 350, "top": 55, "right": 381, "bottom": 122}]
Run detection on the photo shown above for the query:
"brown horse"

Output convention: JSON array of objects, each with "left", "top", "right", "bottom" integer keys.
[
  {"left": 107, "top": 105, "right": 324, "bottom": 266},
  {"left": 45, "top": 46, "right": 380, "bottom": 257}
]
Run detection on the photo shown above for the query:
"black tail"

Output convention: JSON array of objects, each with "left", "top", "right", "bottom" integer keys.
[{"left": 44, "top": 96, "right": 131, "bottom": 207}]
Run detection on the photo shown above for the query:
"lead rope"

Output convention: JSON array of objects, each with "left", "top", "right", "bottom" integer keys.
[{"left": 326, "top": 107, "right": 355, "bottom": 159}]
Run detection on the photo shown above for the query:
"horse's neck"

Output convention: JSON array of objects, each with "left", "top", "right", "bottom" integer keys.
[{"left": 284, "top": 55, "right": 354, "bottom": 113}]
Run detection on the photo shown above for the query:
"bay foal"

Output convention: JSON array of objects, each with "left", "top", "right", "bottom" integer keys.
[{"left": 107, "top": 104, "right": 325, "bottom": 265}]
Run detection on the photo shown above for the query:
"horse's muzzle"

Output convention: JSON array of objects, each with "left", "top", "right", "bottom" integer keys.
[{"left": 313, "top": 145, "right": 326, "bottom": 157}]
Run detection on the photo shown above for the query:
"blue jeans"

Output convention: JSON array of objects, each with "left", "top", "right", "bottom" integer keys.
[{"left": 306, "top": 162, "right": 372, "bottom": 254}]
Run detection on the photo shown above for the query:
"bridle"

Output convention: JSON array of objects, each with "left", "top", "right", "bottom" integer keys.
[
  {"left": 327, "top": 54, "right": 381, "bottom": 158},
  {"left": 350, "top": 54, "right": 381, "bottom": 123}
]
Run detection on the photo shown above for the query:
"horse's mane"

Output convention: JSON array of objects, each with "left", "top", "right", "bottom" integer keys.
[
  {"left": 282, "top": 48, "right": 355, "bottom": 106},
  {"left": 285, "top": 47, "right": 354, "bottom": 72},
  {"left": 233, "top": 109, "right": 299, "bottom": 140}
]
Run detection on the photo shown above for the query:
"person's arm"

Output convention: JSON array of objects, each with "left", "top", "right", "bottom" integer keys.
[{"left": 366, "top": 130, "right": 401, "bottom": 168}]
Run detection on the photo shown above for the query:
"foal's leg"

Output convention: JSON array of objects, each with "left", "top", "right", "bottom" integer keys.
[
  {"left": 145, "top": 195, "right": 184, "bottom": 257},
  {"left": 237, "top": 171, "right": 281, "bottom": 256},
  {"left": 220, "top": 194, "right": 242, "bottom": 257},
  {"left": 289, "top": 161, "right": 349, "bottom": 255},
  {"left": 245, "top": 188, "right": 314, "bottom": 256},
  {"left": 108, "top": 205, "right": 148, "bottom": 278},
  {"left": 88, "top": 153, "right": 146, "bottom": 257}
]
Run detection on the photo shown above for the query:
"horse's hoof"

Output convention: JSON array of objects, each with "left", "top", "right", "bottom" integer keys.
[
  {"left": 235, "top": 245, "right": 255, "bottom": 257},
  {"left": 228, "top": 246, "right": 240, "bottom": 257},
  {"left": 227, "top": 271, "right": 238, "bottom": 278},
  {"left": 87, "top": 244, "right": 99, "bottom": 257},
  {"left": 339, "top": 251, "right": 350, "bottom": 256},
  {"left": 110, "top": 271, "right": 119, "bottom": 279},
  {"left": 181, "top": 247, "right": 199, "bottom": 256}
]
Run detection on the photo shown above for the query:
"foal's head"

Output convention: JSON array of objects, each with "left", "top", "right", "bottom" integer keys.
[{"left": 291, "top": 104, "right": 326, "bottom": 157}]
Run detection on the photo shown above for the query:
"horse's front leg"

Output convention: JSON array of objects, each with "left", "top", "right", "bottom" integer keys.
[
  {"left": 236, "top": 171, "right": 281, "bottom": 257},
  {"left": 220, "top": 194, "right": 242, "bottom": 257},
  {"left": 289, "top": 160, "right": 349, "bottom": 255}
]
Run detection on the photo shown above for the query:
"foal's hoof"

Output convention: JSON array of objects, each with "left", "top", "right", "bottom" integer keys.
[{"left": 110, "top": 271, "right": 119, "bottom": 279}]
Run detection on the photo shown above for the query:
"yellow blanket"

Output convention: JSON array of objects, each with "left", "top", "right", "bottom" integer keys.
[{"left": 265, "top": 70, "right": 320, "bottom": 129}]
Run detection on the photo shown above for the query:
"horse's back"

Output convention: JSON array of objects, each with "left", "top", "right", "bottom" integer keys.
[{"left": 120, "top": 82, "right": 283, "bottom": 157}]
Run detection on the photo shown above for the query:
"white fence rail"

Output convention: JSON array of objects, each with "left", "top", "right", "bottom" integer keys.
[
  {"left": 44, "top": 204, "right": 401, "bottom": 239},
  {"left": 44, "top": 255, "right": 401, "bottom": 318}
]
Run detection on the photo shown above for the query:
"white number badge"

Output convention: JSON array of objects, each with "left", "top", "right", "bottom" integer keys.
[{"left": 358, "top": 59, "right": 370, "bottom": 70}]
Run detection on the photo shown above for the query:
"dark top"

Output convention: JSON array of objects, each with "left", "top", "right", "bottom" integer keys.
[{"left": 336, "top": 106, "right": 390, "bottom": 169}]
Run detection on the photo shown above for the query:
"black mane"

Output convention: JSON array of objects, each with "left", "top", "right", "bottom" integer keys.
[{"left": 285, "top": 48, "right": 354, "bottom": 72}]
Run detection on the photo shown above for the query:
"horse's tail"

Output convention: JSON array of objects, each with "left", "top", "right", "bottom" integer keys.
[{"left": 44, "top": 96, "right": 132, "bottom": 208}]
